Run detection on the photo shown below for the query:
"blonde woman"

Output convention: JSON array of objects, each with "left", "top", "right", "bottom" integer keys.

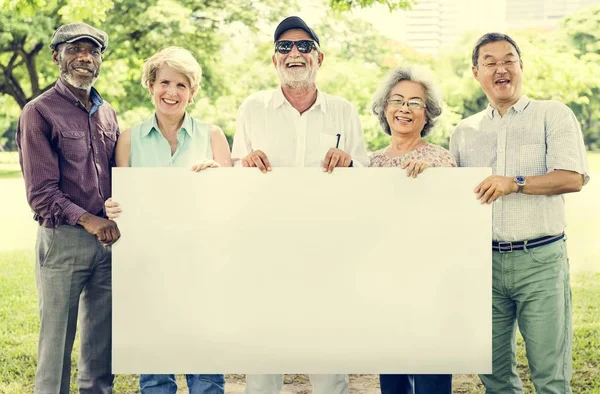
[{"left": 106, "top": 46, "right": 230, "bottom": 394}]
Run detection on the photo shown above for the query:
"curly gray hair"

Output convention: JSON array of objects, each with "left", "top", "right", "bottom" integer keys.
[{"left": 372, "top": 66, "right": 443, "bottom": 137}]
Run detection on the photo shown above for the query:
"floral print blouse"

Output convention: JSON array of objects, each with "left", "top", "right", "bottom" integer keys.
[{"left": 369, "top": 143, "right": 457, "bottom": 168}]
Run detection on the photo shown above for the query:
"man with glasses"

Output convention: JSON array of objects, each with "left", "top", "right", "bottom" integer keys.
[
  {"left": 232, "top": 15, "right": 368, "bottom": 394},
  {"left": 450, "top": 32, "right": 589, "bottom": 393}
]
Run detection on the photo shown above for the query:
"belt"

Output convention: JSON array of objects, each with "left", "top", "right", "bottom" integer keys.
[{"left": 492, "top": 233, "right": 564, "bottom": 253}]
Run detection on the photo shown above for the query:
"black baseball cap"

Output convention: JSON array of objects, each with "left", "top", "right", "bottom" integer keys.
[{"left": 274, "top": 16, "right": 320, "bottom": 46}]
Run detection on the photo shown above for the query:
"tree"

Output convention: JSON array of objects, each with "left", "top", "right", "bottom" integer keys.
[{"left": 0, "top": 0, "right": 415, "bottom": 150}]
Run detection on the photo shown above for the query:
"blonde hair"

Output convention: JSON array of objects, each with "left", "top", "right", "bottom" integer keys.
[{"left": 141, "top": 47, "right": 202, "bottom": 94}]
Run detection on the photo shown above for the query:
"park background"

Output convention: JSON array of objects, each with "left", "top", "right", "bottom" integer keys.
[{"left": 0, "top": 0, "right": 598, "bottom": 392}]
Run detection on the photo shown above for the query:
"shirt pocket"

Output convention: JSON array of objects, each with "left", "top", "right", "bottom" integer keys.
[
  {"left": 518, "top": 143, "right": 546, "bottom": 176},
  {"left": 98, "top": 125, "right": 117, "bottom": 154},
  {"left": 59, "top": 129, "right": 89, "bottom": 161},
  {"left": 319, "top": 133, "right": 344, "bottom": 159}
]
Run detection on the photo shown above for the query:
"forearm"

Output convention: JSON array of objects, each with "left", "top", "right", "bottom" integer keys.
[
  {"left": 522, "top": 170, "right": 584, "bottom": 195},
  {"left": 28, "top": 185, "right": 87, "bottom": 226}
]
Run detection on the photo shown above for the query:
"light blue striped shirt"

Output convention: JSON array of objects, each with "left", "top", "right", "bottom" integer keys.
[
  {"left": 450, "top": 96, "right": 589, "bottom": 241},
  {"left": 130, "top": 113, "right": 212, "bottom": 167}
]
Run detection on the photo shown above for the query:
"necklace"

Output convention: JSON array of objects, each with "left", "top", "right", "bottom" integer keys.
[{"left": 299, "top": 91, "right": 318, "bottom": 114}]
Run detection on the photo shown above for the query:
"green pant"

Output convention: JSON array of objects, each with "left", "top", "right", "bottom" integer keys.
[{"left": 480, "top": 239, "right": 572, "bottom": 393}]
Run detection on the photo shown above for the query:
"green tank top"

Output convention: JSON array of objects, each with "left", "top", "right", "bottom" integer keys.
[{"left": 129, "top": 113, "right": 212, "bottom": 167}]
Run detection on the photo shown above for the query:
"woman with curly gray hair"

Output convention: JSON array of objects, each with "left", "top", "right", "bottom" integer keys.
[
  {"left": 370, "top": 66, "right": 455, "bottom": 178},
  {"left": 370, "top": 66, "right": 454, "bottom": 394}
]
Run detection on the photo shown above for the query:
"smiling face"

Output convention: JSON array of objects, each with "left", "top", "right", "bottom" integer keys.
[
  {"left": 385, "top": 81, "right": 428, "bottom": 138},
  {"left": 272, "top": 29, "right": 323, "bottom": 89},
  {"left": 54, "top": 39, "right": 102, "bottom": 90},
  {"left": 472, "top": 40, "right": 523, "bottom": 110},
  {"left": 149, "top": 65, "right": 194, "bottom": 118}
]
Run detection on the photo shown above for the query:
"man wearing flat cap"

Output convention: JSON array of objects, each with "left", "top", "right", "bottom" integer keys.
[
  {"left": 17, "top": 22, "right": 120, "bottom": 393},
  {"left": 232, "top": 15, "right": 368, "bottom": 394}
]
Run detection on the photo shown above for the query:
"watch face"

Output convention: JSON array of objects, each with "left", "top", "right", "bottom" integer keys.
[{"left": 516, "top": 175, "right": 526, "bottom": 186}]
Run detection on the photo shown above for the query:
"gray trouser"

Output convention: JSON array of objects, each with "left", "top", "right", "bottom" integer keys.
[
  {"left": 34, "top": 225, "right": 113, "bottom": 394},
  {"left": 245, "top": 374, "right": 348, "bottom": 394}
]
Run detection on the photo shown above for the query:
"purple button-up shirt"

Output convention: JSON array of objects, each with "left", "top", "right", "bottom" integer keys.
[{"left": 16, "top": 78, "right": 119, "bottom": 228}]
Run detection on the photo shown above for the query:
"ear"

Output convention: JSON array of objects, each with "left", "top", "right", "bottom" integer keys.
[
  {"left": 148, "top": 80, "right": 155, "bottom": 95},
  {"left": 317, "top": 52, "right": 324, "bottom": 67},
  {"left": 472, "top": 65, "right": 479, "bottom": 81},
  {"left": 52, "top": 50, "right": 60, "bottom": 65},
  {"left": 272, "top": 54, "right": 277, "bottom": 68}
]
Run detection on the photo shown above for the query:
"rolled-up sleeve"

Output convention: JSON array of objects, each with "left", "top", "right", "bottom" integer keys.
[
  {"left": 17, "top": 105, "right": 86, "bottom": 227},
  {"left": 545, "top": 102, "right": 590, "bottom": 185}
]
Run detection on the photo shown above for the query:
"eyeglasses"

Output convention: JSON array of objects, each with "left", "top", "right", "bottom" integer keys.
[
  {"left": 275, "top": 40, "right": 318, "bottom": 54},
  {"left": 386, "top": 98, "right": 426, "bottom": 109},
  {"left": 480, "top": 60, "right": 520, "bottom": 69}
]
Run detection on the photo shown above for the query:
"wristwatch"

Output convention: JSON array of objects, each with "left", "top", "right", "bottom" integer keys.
[{"left": 514, "top": 175, "right": 526, "bottom": 193}]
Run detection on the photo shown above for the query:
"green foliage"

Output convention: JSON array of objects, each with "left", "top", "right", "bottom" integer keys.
[
  {"left": 329, "top": 0, "right": 414, "bottom": 12},
  {"left": 1, "top": 1, "right": 599, "bottom": 151}
]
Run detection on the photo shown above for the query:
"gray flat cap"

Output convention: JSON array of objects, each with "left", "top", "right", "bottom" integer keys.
[{"left": 50, "top": 22, "right": 108, "bottom": 53}]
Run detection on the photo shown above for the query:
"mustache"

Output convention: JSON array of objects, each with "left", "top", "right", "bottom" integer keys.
[{"left": 284, "top": 56, "right": 307, "bottom": 65}]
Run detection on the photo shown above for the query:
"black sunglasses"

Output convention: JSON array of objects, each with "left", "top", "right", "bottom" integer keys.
[{"left": 275, "top": 40, "right": 318, "bottom": 54}]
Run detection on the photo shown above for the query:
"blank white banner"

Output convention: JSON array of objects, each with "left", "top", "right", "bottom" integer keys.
[{"left": 112, "top": 167, "right": 492, "bottom": 374}]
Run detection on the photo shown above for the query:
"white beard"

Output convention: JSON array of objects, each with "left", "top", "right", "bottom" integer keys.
[
  {"left": 276, "top": 55, "right": 318, "bottom": 90},
  {"left": 59, "top": 57, "right": 98, "bottom": 90},
  {"left": 62, "top": 72, "right": 97, "bottom": 90}
]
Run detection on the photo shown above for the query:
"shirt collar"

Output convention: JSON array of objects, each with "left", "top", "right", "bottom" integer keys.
[
  {"left": 54, "top": 78, "right": 104, "bottom": 114},
  {"left": 271, "top": 87, "right": 327, "bottom": 113},
  {"left": 486, "top": 95, "right": 531, "bottom": 119},
  {"left": 145, "top": 112, "right": 193, "bottom": 137}
]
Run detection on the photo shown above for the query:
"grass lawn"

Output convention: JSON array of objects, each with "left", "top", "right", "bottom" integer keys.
[
  {"left": 0, "top": 152, "right": 21, "bottom": 178},
  {"left": 1, "top": 248, "right": 598, "bottom": 393}
]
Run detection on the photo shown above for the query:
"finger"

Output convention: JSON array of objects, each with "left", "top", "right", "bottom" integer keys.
[
  {"left": 112, "top": 223, "right": 121, "bottom": 242},
  {"left": 417, "top": 163, "right": 429, "bottom": 173},
  {"left": 323, "top": 149, "right": 334, "bottom": 171},
  {"left": 251, "top": 154, "right": 267, "bottom": 173},
  {"left": 105, "top": 199, "right": 120, "bottom": 209},
  {"left": 474, "top": 176, "right": 492, "bottom": 193},
  {"left": 487, "top": 190, "right": 501, "bottom": 204},
  {"left": 328, "top": 154, "right": 340, "bottom": 173},
  {"left": 97, "top": 229, "right": 108, "bottom": 243},
  {"left": 343, "top": 155, "right": 352, "bottom": 167},
  {"left": 412, "top": 163, "right": 423, "bottom": 178},
  {"left": 200, "top": 160, "right": 211, "bottom": 171},
  {"left": 209, "top": 161, "right": 220, "bottom": 168},
  {"left": 109, "top": 226, "right": 120, "bottom": 243},
  {"left": 476, "top": 181, "right": 491, "bottom": 199},
  {"left": 242, "top": 157, "right": 253, "bottom": 167},
  {"left": 339, "top": 153, "right": 351, "bottom": 167},
  {"left": 481, "top": 184, "right": 496, "bottom": 204},
  {"left": 255, "top": 151, "right": 272, "bottom": 171},
  {"left": 106, "top": 209, "right": 121, "bottom": 220},
  {"left": 405, "top": 161, "right": 416, "bottom": 177}
]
